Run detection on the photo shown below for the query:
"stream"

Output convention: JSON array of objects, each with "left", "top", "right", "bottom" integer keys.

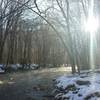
[{"left": 0, "top": 67, "right": 71, "bottom": 100}]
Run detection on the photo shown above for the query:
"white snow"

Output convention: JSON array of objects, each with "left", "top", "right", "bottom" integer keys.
[
  {"left": 0, "top": 67, "right": 5, "bottom": 73},
  {"left": 55, "top": 73, "right": 100, "bottom": 100}
]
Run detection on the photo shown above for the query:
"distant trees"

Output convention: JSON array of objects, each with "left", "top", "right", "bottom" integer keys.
[
  {"left": 31, "top": 0, "right": 100, "bottom": 74},
  {"left": 0, "top": 0, "right": 31, "bottom": 66},
  {"left": 0, "top": 0, "right": 100, "bottom": 73},
  {"left": 0, "top": 1, "right": 67, "bottom": 68}
]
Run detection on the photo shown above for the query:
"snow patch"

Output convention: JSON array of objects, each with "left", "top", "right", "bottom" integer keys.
[{"left": 54, "top": 73, "right": 100, "bottom": 100}]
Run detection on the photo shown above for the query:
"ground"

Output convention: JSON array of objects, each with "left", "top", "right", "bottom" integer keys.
[
  {"left": 0, "top": 67, "right": 70, "bottom": 100},
  {"left": 54, "top": 71, "right": 100, "bottom": 100}
]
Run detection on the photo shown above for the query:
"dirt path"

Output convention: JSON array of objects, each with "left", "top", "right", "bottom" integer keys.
[{"left": 0, "top": 67, "right": 71, "bottom": 100}]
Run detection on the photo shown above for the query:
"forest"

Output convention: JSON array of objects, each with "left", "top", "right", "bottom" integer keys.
[{"left": 0, "top": 0, "right": 100, "bottom": 100}]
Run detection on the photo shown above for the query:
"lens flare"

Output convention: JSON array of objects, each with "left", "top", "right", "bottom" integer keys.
[
  {"left": 84, "top": 0, "right": 99, "bottom": 72},
  {"left": 84, "top": 0, "right": 99, "bottom": 89}
]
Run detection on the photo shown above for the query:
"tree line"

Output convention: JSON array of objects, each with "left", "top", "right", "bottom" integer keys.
[
  {"left": 0, "top": 0, "right": 67, "bottom": 69},
  {"left": 0, "top": 0, "right": 100, "bottom": 74}
]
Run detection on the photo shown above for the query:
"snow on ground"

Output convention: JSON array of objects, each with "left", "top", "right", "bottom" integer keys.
[
  {"left": 0, "top": 67, "right": 5, "bottom": 73},
  {"left": 54, "top": 73, "right": 100, "bottom": 100},
  {"left": 0, "top": 64, "right": 5, "bottom": 73}
]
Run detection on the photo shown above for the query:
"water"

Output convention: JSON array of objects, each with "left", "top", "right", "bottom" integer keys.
[{"left": 0, "top": 67, "right": 70, "bottom": 100}]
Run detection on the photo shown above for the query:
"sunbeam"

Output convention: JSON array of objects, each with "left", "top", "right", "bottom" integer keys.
[
  {"left": 84, "top": 0, "right": 99, "bottom": 90},
  {"left": 84, "top": 0, "right": 99, "bottom": 71}
]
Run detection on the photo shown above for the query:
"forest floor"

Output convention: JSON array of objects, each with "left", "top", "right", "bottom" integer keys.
[{"left": 0, "top": 67, "right": 71, "bottom": 100}]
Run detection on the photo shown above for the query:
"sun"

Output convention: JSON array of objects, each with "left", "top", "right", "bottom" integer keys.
[{"left": 85, "top": 16, "right": 99, "bottom": 33}]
